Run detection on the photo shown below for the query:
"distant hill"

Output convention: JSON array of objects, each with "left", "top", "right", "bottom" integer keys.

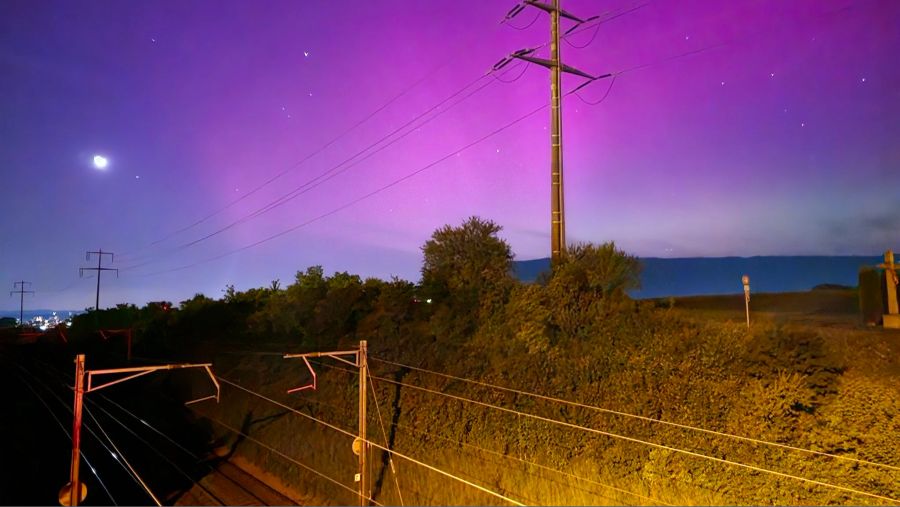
[{"left": 513, "top": 256, "right": 881, "bottom": 298}]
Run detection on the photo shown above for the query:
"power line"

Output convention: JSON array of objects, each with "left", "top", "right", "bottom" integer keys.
[
  {"left": 378, "top": 409, "right": 669, "bottom": 505},
  {"left": 82, "top": 397, "right": 226, "bottom": 506},
  {"left": 574, "top": 74, "right": 617, "bottom": 105},
  {"left": 365, "top": 373, "right": 899, "bottom": 504},
  {"left": 8, "top": 367, "right": 118, "bottom": 506},
  {"left": 116, "top": 20, "right": 527, "bottom": 262},
  {"left": 316, "top": 359, "right": 668, "bottom": 506},
  {"left": 83, "top": 405, "right": 162, "bottom": 506},
  {"left": 130, "top": 100, "right": 550, "bottom": 278},
  {"left": 369, "top": 357, "right": 900, "bottom": 472},
  {"left": 367, "top": 370, "right": 404, "bottom": 506},
  {"left": 119, "top": 73, "right": 496, "bottom": 272},
  {"left": 216, "top": 375, "right": 526, "bottom": 506},
  {"left": 193, "top": 410, "right": 380, "bottom": 505}
]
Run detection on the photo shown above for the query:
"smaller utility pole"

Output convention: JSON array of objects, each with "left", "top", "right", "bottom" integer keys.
[
  {"left": 9, "top": 280, "right": 34, "bottom": 325},
  {"left": 284, "top": 341, "right": 370, "bottom": 506},
  {"left": 65, "top": 354, "right": 86, "bottom": 507},
  {"left": 79, "top": 250, "right": 117, "bottom": 311}
]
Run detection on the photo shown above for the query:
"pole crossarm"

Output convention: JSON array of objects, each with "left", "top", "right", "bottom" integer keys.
[
  {"left": 284, "top": 350, "right": 359, "bottom": 367},
  {"left": 521, "top": 0, "right": 584, "bottom": 22},
  {"left": 85, "top": 363, "right": 220, "bottom": 404},
  {"left": 283, "top": 350, "right": 359, "bottom": 393}
]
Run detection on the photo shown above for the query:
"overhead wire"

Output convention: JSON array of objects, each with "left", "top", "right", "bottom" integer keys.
[
  {"left": 130, "top": 99, "right": 551, "bottom": 278},
  {"left": 216, "top": 375, "right": 527, "bottom": 506},
  {"left": 369, "top": 357, "right": 900, "bottom": 472},
  {"left": 364, "top": 372, "right": 900, "bottom": 504},
  {"left": 564, "top": 23, "right": 601, "bottom": 49},
  {"left": 119, "top": 73, "right": 496, "bottom": 272},
  {"left": 13, "top": 362, "right": 151, "bottom": 500},
  {"left": 575, "top": 74, "right": 617, "bottom": 105},
  {"left": 117, "top": 54, "right": 478, "bottom": 260},
  {"left": 9, "top": 366, "right": 118, "bottom": 506},
  {"left": 83, "top": 405, "right": 163, "bottom": 506},
  {"left": 367, "top": 369, "right": 405, "bottom": 507},
  {"left": 189, "top": 409, "right": 380, "bottom": 506},
  {"left": 82, "top": 397, "right": 227, "bottom": 506},
  {"left": 504, "top": 10, "right": 541, "bottom": 31},
  {"left": 313, "top": 359, "right": 669, "bottom": 505}
]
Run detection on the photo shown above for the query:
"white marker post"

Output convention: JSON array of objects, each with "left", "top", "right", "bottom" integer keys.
[{"left": 742, "top": 275, "right": 751, "bottom": 329}]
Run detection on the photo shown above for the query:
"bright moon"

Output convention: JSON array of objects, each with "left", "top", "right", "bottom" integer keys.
[{"left": 93, "top": 155, "right": 108, "bottom": 169}]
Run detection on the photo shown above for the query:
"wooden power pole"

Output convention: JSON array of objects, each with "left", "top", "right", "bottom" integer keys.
[
  {"left": 284, "top": 341, "right": 370, "bottom": 505},
  {"left": 499, "top": 0, "right": 610, "bottom": 265}
]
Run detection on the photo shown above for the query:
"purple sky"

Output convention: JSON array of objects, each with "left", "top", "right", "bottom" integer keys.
[{"left": 1, "top": 0, "right": 898, "bottom": 310}]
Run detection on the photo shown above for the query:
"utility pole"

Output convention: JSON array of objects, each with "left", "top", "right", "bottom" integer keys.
[
  {"left": 499, "top": 1, "right": 610, "bottom": 265},
  {"left": 79, "top": 250, "right": 117, "bottom": 311},
  {"left": 358, "top": 341, "right": 368, "bottom": 507},
  {"left": 63, "top": 355, "right": 219, "bottom": 506},
  {"left": 64, "top": 354, "right": 86, "bottom": 507},
  {"left": 284, "top": 341, "right": 370, "bottom": 506},
  {"left": 9, "top": 280, "right": 34, "bottom": 325}
]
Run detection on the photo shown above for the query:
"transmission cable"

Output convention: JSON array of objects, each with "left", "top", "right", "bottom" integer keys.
[
  {"left": 83, "top": 404, "right": 162, "bottom": 506},
  {"left": 83, "top": 397, "right": 227, "bottom": 506},
  {"left": 367, "top": 369, "right": 405, "bottom": 506},
  {"left": 120, "top": 73, "right": 495, "bottom": 271},
  {"left": 370, "top": 357, "right": 900, "bottom": 472},
  {"left": 365, "top": 373, "right": 899, "bottom": 504},
  {"left": 130, "top": 99, "right": 549, "bottom": 278},
  {"left": 215, "top": 375, "right": 527, "bottom": 506},
  {"left": 9, "top": 367, "right": 118, "bottom": 505}
]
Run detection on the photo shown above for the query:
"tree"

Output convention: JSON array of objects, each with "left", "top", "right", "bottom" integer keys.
[
  {"left": 421, "top": 216, "right": 515, "bottom": 301},
  {"left": 551, "top": 242, "right": 640, "bottom": 298}
]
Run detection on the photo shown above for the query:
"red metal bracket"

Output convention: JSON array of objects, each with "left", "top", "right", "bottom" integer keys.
[{"left": 286, "top": 356, "right": 317, "bottom": 394}]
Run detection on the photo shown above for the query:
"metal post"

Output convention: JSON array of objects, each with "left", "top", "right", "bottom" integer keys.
[
  {"left": 550, "top": 0, "right": 565, "bottom": 265},
  {"left": 358, "top": 340, "right": 369, "bottom": 507},
  {"left": 95, "top": 250, "right": 102, "bottom": 311},
  {"left": 742, "top": 275, "right": 751, "bottom": 329},
  {"left": 69, "top": 354, "right": 86, "bottom": 506}
]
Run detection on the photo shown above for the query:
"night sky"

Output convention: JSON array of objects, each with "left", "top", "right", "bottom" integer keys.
[{"left": 1, "top": 0, "right": 898, "bottom": 310}]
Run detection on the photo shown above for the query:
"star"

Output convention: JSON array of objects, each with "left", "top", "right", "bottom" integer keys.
[
  {"left": 770, "top": 72, "right": 775, "bottom": 77},
  {"left": 135, "top": 175, "right": 140, "bottom": 179},
  {"left": 861, "top": 77, "right": 867, "bottom": 83},
  {"left": 151, "top": 37, "right": 157, "bottom": 43},
  {"left": 720, "top": 81, "right": 725, "bottom": 86},
  {"left": 801, "top": 122, "right": 806, "bottom": 127},
  {"left": 308, "top": 92, "right": 313, "bottom": 97},
  {"left": 684, "top": 35, "right": 690, "bottom": 40}
]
